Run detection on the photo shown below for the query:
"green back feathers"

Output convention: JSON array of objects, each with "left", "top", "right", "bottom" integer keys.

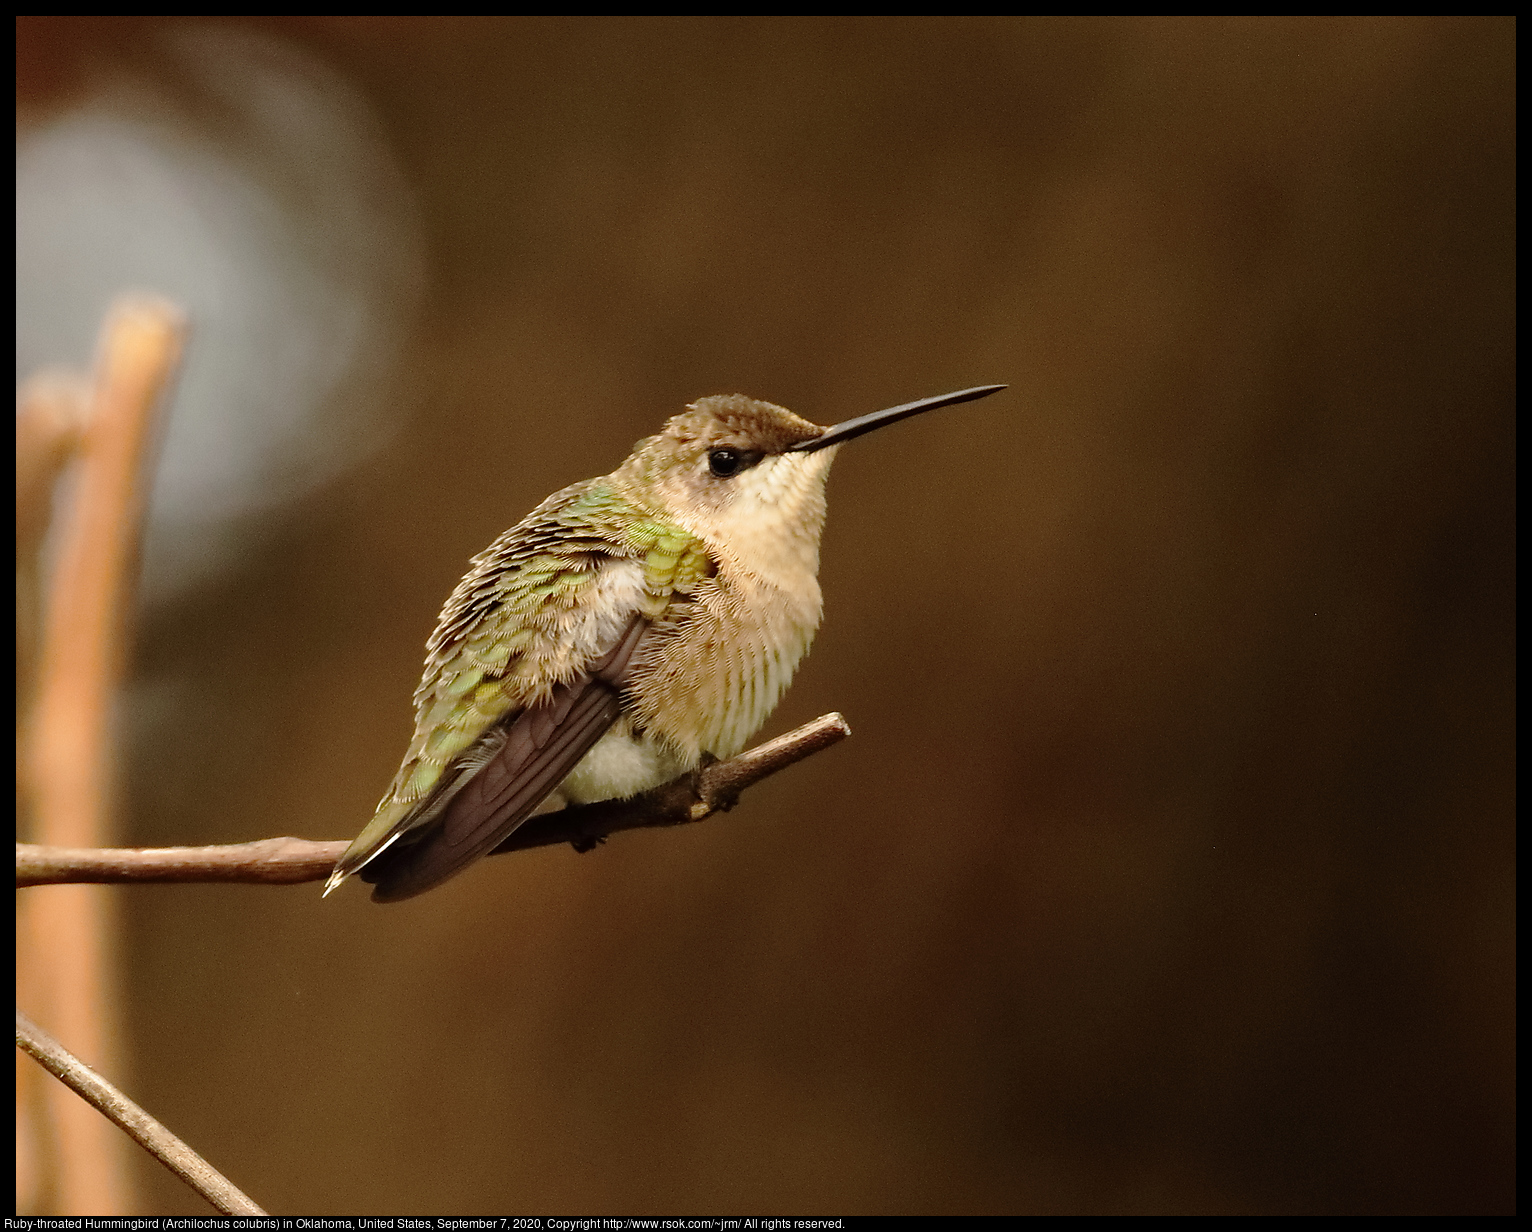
[{"left": 348, "top": 480, "right": 710, "bottom": 856}]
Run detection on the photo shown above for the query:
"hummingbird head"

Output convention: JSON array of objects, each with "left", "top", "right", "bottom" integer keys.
[
  {"left": 612, "top": 385, "right": 1007, "bottom": 584},
  {"left": 613, "top": 395, "right": 836, "bottom": 583}
]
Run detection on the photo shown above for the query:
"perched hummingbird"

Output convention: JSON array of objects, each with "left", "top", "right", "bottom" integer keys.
[{"left": 326, "top": 384, "right": 1006, "bottom": 902}]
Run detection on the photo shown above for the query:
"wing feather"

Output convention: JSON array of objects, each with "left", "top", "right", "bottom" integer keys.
[
  {"left": 324, "top": 477, "right": 708, "bottom": 902},
  {"left": 357, "top": 613, "right": 653, "bottom": 902}
]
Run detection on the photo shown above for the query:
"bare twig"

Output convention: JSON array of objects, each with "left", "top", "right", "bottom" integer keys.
[
  {"left": 16, "top": 369, "right": 90, "bottom": 552},
  {"left": 16, "top": 837, "right": 350, "bottom": 887},
  {"left": 18, "top": 297, "right": 187, "bottom": 1214},
  {"left": 27, "top": 296, "right": 186, "bottom": 841},
  {"left": 16, "top": 712, "right": 852, "bottom": 887},
  {"left": 16, "top": 1010, "right": 267, "bottom": 1216},
  {"left": 16, "top": 371, "right": 90, "bottom": 742}
]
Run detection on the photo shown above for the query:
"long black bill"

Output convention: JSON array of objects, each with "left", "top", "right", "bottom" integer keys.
[{"left": 786, "top": 384, "right": 1007, "bottom": 453}]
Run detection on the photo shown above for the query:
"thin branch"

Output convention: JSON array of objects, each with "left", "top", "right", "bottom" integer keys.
[
  {"left": 27, "top": 296, "right": 186, "bottom": 837},
  {"left": 16, "top": 368, "right": 88, "bottom": 552},
  {"left": 18, "top": 297, "right": 187, "bottom": 1215},
  {"left": 17, "top": 837, "right": 349, "bottom": 887},
  {"left": 16, "top": 712, "right": 852, "bottom": 887},
  {"left": 16, "top": 371, "right": 90, "bottom": 751},
  {"left": 16, "top": 1010, "right": 267, "bottom": 1216}
]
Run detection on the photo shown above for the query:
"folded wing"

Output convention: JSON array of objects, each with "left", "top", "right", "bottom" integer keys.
[{"left": 358, "top": 614, "right": 650, "bottom": 902}]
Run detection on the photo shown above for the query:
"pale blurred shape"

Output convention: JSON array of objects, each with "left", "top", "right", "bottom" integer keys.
[{"left": 16, "top": 22, "right": 424, "bottom": 602}]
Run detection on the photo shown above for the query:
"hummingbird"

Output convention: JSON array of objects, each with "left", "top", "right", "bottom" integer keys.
[{"left": 326, "top": 384, "right": 1006, "bottom": 902}]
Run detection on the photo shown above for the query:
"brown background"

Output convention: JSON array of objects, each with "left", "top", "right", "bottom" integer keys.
[{"left": 19, "top": 16, "right": 1515, "bottom": 1214}]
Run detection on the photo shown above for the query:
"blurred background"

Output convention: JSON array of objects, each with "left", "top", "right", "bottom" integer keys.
[{"left": 15, "top": 16, "right": 1513, "bottom": 1215}]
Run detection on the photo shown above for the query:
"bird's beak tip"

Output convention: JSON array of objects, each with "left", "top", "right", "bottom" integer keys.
[{"left": 788, "top": 384, "right": 1008, "bottom": 453}]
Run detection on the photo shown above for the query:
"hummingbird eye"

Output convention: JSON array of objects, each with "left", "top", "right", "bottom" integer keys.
[{"left": 707, "top": 447, "right": 756, "bottom": 478}]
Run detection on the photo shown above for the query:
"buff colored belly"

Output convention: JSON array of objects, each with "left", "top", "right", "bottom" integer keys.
[{"left": 551, "top": 717, "right": 694, "bottom": 806}]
